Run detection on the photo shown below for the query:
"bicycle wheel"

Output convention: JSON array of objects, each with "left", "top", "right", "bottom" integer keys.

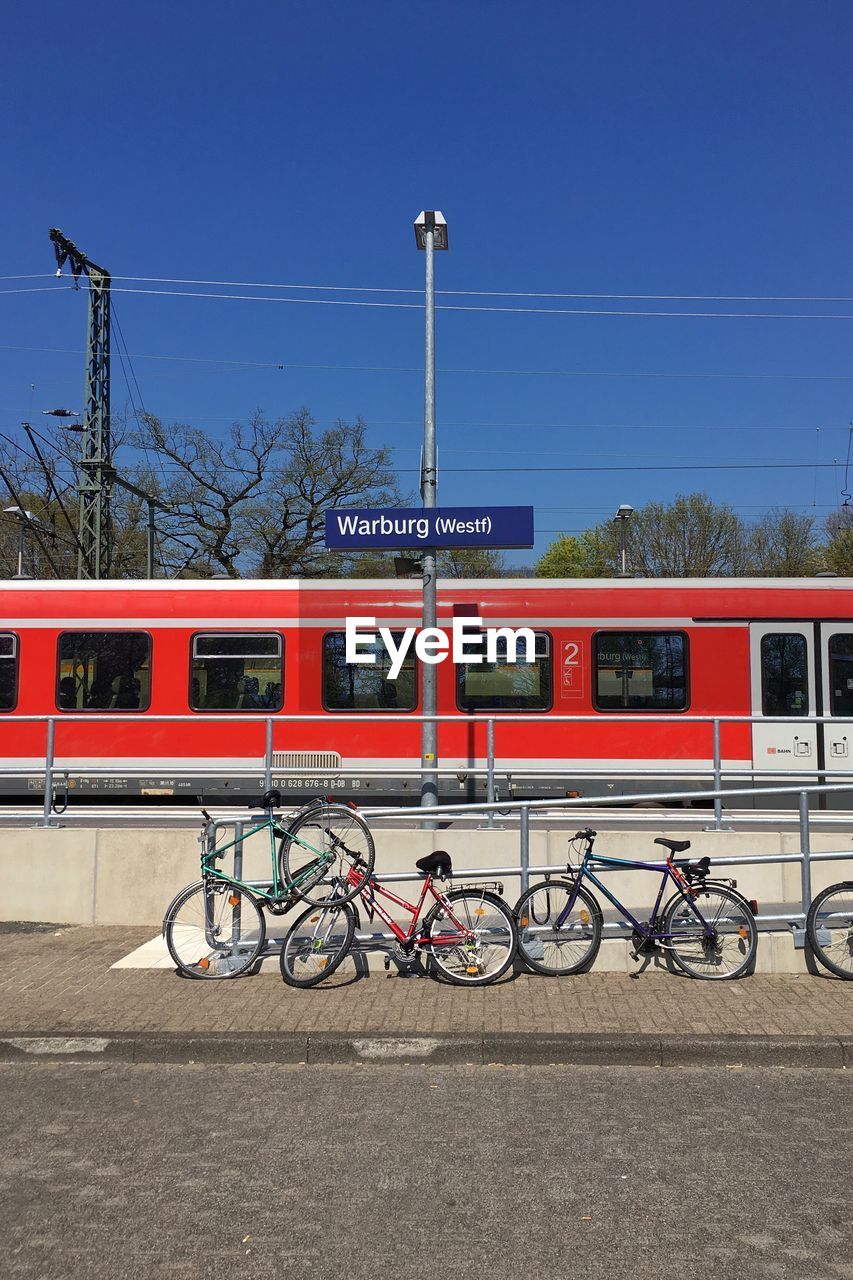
[
  {"left": 279, "top": 804, "right": 375, "bottom": 906},
  {"left": 663, "top": 885, "right": 756, "bottom": 980},
  {"left": 279, "top": 899, "right": 356, "bottom": 988},
  {"left": 426, "top": 889, "right": 518, "bottom": 986},
  {"left": 806, "top": 882, "right": 853, "bottom": 979},
  {"left": 514, "top": 879, "right": 602, "bottom": 976},
  {"left": 164, "top": 880, "right": 265, "bottom": 979}
]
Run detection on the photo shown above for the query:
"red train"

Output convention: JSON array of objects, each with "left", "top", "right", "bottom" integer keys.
[{"left": 0, "top": 577, "right": 850, "bottom": 804}]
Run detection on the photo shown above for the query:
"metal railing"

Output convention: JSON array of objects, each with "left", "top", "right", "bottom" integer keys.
[
  {"left": 202, "top": 777, "right": 853, "bottom": 959},
  {"left": 2, "top": 709, "right": 852, "bottom": 832}
]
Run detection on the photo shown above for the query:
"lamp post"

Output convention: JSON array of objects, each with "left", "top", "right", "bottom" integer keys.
[
  {"left": 614, "top": 503, "right": 633, "bottom": 577},
  {"left": 3, "top": 506, "right": 41, "bottom": 578},
  {"left": 414, "top": 210, "right": 448, "bottom": 811}
]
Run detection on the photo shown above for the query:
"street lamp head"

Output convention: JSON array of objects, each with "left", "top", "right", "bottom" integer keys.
[
  {"left": 414, "top": 210, "right": 448, "bottom": 250},
  {"left": 3, "top": 505, "right": 39, "bottom": 524},
  {"left": 614, "top": 503, "right": 634, "bottom": 520}
]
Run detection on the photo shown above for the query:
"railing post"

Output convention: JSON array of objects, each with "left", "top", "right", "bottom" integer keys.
[
  {"left": 713, "top": 718, "right": 723, "bottom": 831},
  {"left": 232, "top": 820, "right": 244, "bottom": 944},
  {"left": 799, "top": 790, "right": 812, "bottom": 916},
  {"left": 264, "top": 718, "right": 273, "bottom": 791},
  {"left": 40, "top": 718, "right": 56, "bottom": 829},
  {"left": 520, "top": 804, "right": 530, "bottom": 893},
  {"left": 486, "top": 718, "right": 495, "bottom": 831}
]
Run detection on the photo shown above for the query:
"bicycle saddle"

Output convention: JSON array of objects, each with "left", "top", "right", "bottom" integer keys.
[
  {"left": 654, "top": 838, "right": 691, "bottom": 854},
  {"left": 415, "top": 850, "right": 453, "bottom": 878},
  {"left": 673, "top": 855, "right": 711, "bottom": 875},
  {"left": 250, "top": 788, "right": 282, "bottom": 810}
]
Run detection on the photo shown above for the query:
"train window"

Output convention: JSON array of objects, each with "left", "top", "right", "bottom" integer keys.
[
  {"left": 760, "top": 633, "right": 808, "bottom": 717},
  {"left": 0, "top": 634, "right": 17, "bottom": 711},
  {"left": 191, "top": 633, "right": 283, "bottom": 711},
  {"left": 322, "top": 632, "right": 417, "bottom": 711},
  {"left": 57, "top": 632, "right": 151, "bottom": 711},
  {"left": 456, "top": 631, "right": 552, "bottom": 712},
  {"left": 594, "top": 632, "right": 688, "bottom": 711},
  {"left": 829, "top": 634, "right": 853, "bottom": 716}
]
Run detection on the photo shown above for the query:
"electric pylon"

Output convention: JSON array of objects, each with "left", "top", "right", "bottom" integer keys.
[{"left": 49, "top": 228, "right": 111, "bottom": 578}]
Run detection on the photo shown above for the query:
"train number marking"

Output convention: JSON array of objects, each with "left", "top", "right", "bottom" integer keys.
[{"left": 560, "top": 639, "right": 584, "bottom": 700}]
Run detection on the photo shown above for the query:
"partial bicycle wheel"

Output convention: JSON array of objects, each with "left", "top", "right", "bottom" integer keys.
[
  {"left": 806, "top": 882, "right": 853, "bottom": 979},
  {"left": 279, "top": 899, "right": 357, "bottom": 988},
  {"left": 164, "top": 880, "right": 265, "bottom": 979},
  {"left": 663, "top": 885, "right": 756, "bottom": 980},
  {"left": 279, "top": 804, "right": 375, "bottom": 906},
  {"left": 426, "top": 889, "right": 518, "bottom": 986},
  {"left": 514, "top": 879, "right": 602, "bottom": 976}
]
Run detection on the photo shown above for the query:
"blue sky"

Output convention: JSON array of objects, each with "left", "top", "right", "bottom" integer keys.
[{"left": 2, "top": 0, "right": 852, "bottom": 566}]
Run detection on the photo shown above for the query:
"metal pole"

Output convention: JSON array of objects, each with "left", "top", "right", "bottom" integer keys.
[
  {"left": 264, "top": 718, "right": 273, "bottom": 791},
  {"left": 486, "top": 718, "right": 495, "bottom": 830},
  {"left": 520, "top": 805, "right": 530, "bottom": 892},
  {"left": 620, "top": 521, "right": 626, "bottom": 577},
  {"left": 232, "top": 821, "right": 244, "bottom": 946},
  {"left": 146, "top": 500, "right": 155, "bottom": 578},
  {"left": 713, "top": 718, "right": 723, "bottom": 831},
  {"left": 41, "top": 718, "right": 56, "bottom": 828},
  {"left": 799, "top": 790, "right": 812, "bottom": 915},
  {"left": 421, "top": 224, "right": 438, "bottom": 814}
]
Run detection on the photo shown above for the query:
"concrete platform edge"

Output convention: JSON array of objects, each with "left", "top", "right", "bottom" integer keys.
[{"left": 0, "top": 1030, "right": 847, "bottom": 1069}]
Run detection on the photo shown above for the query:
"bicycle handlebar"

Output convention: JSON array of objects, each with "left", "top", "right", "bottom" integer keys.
[{"left": 572, "top": 828, "right": 597, "bottom": 842}]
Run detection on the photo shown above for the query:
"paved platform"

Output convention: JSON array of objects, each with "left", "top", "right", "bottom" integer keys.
[{"left": 1, "top": 923, "right": 851, "bottom": 1068}]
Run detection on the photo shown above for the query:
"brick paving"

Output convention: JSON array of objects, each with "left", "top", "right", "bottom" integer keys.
[{"left": 0, "top": 923, "right": 851, "bottom": 1039}]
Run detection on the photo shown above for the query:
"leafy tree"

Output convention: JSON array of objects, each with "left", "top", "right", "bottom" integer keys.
[
  {"left": 535, "top": 493, "right": 752, "bottom": 578},
  {"left": 824, "top": 508, "right": 853, "bottom": 575},
  {"left": 535, "top": 528, "right": 616, "bottom": 578}
]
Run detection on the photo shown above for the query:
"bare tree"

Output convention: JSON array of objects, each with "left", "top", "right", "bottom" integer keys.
[{"left": 748, "top": 509, "right": 821, "bottom": 576}]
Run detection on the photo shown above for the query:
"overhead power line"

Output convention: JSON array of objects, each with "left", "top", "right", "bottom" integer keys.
[
  {"left": 9, "top": 271, "right": 853, "bottom": 302},
  {"left": 104, "top": 285, "right": 853, "bottom": 321},
  {"left": 2, "top": 343, "right": 851, "bottom": 382}
]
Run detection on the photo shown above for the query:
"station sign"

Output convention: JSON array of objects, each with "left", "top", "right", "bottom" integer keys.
[{"left": 325, "top": 505, "right": 534, "bottom": 550}]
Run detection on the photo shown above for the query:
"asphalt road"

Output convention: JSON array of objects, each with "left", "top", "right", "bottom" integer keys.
[{"left": 1, "top": 1063, "right": 850, "bottom": 1280}]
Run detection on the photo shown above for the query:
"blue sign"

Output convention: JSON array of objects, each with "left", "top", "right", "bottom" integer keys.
[{"left": 325, "top": 505, "right": 534, "bottom": 550}]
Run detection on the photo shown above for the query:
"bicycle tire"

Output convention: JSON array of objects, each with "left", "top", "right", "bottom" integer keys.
[
  {"left": 663, "top": 884, "right": 757, "bottom": 980},
  {"left": 426, "top": 889, "right": 518, "bottom": 986},
  {"left": 279, "top": 899, "right": 357, "bottom": 988},
  {"left": 164, "top": 880, "right": 266, "bottom": 979},
  {"left": 806, "top": 881, "right": 853, "bottom": 979},
  {"left": 278, "top": 804, "right": 375, "bottom": 906},
  {"left": 514, "top": 879, "right": 602, "bottom": 976}
]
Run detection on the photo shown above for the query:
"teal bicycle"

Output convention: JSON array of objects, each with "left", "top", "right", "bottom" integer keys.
[{"left": 163, "top": 789, "right": 375, "bottom": 979}]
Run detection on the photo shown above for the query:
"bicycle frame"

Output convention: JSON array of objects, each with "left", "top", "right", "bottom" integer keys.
[
  {"left": 200, "top": 813, "right": 331, "bottom": 905},
  {"left": 345, "top": 867, "right": 477, "bottom": 950},
  {"left": 557, "top": 849, "right": 716, "bottom": 944}
]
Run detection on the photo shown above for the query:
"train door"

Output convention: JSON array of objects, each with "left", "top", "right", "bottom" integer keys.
[
  {"left": 749, "top": 623, "right": 818, "bottom": 772},
  {"left": 819, "top": 624, "right": 853, "bottom": 769}
]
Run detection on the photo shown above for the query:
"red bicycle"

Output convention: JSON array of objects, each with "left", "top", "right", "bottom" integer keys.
[{"left": 279, "top": 850, "right": 518, "bottom": 987}]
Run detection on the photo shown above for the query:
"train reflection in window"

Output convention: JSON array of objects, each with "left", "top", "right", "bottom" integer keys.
[
  {"left": 191, "top": 633, "right": 283, "bottom": 711},
  {"left": 760, "top": 633, "right": 808, "bottom": 717},
  {"left": 594, "top": 632, "right": 688, "bottom": 710},
  {"left": 0, "top": 634, "right": 17, "bottom": 710},
  {"left": 829, "top": 633, "right": 853, "bottom": 716},
  {"left": 456, "top": 631, "right": 552, "bottom": 712},
  {"left": 57, "top": 632, "right": 152, "bottom": 711},
  {"left": 322, "top": 631, "right": 417, "bottom": 711}
]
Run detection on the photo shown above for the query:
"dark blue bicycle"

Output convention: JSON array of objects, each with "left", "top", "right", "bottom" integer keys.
[{"left": 515, "top": 828, "right": 758, "bottom": 981}]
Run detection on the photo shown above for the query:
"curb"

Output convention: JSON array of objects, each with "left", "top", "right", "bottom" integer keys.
[{"left": 0, "top": 1031, "right": 850, "bottom": 1069}]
